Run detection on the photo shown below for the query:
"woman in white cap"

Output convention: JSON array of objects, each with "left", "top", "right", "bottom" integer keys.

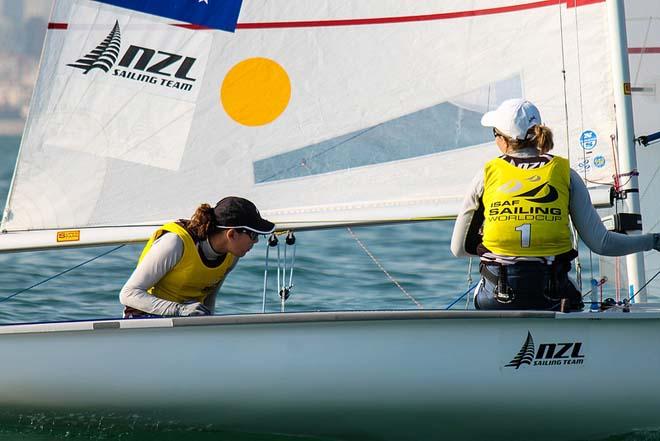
[
  {"left": 120, "top": 196, "right": 275, "bottom": 318},
  {"left": 451, "top": 99, "right": 659, "bottom": 311}
]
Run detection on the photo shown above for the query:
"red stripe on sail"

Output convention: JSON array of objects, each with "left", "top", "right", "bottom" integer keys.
[
  {"left": 47, "top": 0, "right": 606, "bottom": 31},
  {"left": 629, "top": 47, "right": 660, "bottom": 54},
  {"left": 235, "top": 0, "right": 605, "bottom": 29},
  {"left": 172, "top": 23, "right": 210, "bottom": 30},
  {"left": 566, "top": 0, "right": 603, "bottom": 8}
]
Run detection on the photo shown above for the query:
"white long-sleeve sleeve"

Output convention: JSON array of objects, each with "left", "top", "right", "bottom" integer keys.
[
  {"left": 119, "top": 233, "right": 186, "bottom": 316},
  {"left": 450, "top": 171, "right": 484, "bottom": 257},
  {"left": 568, "top": 169, "right": 655, "bottom": 255}
]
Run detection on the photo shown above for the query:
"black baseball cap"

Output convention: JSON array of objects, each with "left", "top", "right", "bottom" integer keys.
[{"left": 214, "top": 196, "right": 275, "bottom": 234}]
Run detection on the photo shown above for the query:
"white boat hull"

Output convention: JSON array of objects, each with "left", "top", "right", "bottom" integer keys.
[{"left": 0, "top": 309, "right": 659, "bottom": 440}]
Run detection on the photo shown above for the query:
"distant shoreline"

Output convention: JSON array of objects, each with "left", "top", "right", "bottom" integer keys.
[{"left": 0, "top": 120, "right": 24, "bottom": 137}]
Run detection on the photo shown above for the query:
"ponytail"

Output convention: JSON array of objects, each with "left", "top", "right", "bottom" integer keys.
[
  {"left": 504, "top": 124, "right": 554, "bottom": 153},
  {"left": 187, "top": 203, "right": 215, "bottom": 240},
  {"left": 532, "top": 124, "right": 554, "bottom": 153}
]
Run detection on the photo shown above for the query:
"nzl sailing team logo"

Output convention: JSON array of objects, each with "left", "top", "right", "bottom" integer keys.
[
  {"left": 67, "top": 21, "right": 198, "bottom": 92},
  {"left": 505, "top": 331, "right": 585, "bottom": 369}
]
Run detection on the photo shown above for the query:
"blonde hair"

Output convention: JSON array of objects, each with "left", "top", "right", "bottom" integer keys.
[
  {"left": 185, "top": 203, "right": 215, "bottom": 240},
  {"left": 504, "top": 125, "right": 554, "bottom": 154}
]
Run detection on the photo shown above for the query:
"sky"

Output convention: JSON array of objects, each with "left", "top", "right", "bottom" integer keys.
[
  {"left": 0, "top": 1, "right": 53, "bottom": 130},
  {"left": 0, "top": 0, "right": 53, "bottom": 56},
  {"left": 0, "top": 0, "right": 53, "bottom": 23}
]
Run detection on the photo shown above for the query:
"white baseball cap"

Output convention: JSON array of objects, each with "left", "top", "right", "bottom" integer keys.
[{"left": 481, "top": 99, "right": 542, "bottom": 140}]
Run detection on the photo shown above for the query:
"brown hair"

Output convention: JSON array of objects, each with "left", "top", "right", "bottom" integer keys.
[
  {"left": 504, "top": 125, "right": 554, "bottom": 154},
  {"left": 185, "top": 203, "right": 216, "bottom": 241}
]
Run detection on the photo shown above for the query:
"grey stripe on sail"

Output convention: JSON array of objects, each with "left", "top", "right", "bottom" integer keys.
[{"left": 253, "top": 75, "right": 521, "bottom": 184}]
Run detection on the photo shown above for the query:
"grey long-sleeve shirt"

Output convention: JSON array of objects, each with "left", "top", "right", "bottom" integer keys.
[
  {"left": 451, "top": 153, "right": 655, "bottom": 259},
  {"left": 119, "top": 233, "right": 238, "bottom": 316}
]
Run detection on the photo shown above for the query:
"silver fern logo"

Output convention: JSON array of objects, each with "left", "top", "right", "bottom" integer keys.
[
  {"left": 505, "top": 331, "right": 585, "bottom": 369},
  {"left": 66, "top": 20, "right": 199, "bottom": 92},
  {"left": 506, "top": 331, "right": 535, "bottom": 369},
  {"left": 68, "top": 20, "right": 121, "bottom": 74}
]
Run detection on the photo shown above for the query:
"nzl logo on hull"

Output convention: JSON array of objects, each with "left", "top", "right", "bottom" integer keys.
[
  {"left": 67, "top": 21, "right": 197, "bottom": 92},
  {"left": 505, "top": 331, "right": 585, "bottom": 369}
]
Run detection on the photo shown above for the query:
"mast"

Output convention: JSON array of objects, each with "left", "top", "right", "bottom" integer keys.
[{"left": 607, "top": 0, "right": 647, "bottom": 301}]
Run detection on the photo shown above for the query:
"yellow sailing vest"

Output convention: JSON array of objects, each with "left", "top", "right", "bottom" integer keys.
[
  {"left": 138, "top": 222, "right": 236, "bottom": 303},
  {"left": 482, "top": 156, "right": 572, "bottom": 256}
]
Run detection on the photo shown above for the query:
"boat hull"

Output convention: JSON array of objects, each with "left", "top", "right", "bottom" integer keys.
[{"left": 1, "top": 309, "right": 659, "bottom": 440}]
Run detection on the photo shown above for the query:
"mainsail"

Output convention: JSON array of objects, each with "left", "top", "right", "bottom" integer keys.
[{"left": 0, "top": 0, "right": 626, "bottom": 250}]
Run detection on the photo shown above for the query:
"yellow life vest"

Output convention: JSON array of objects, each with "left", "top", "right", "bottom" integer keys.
[
  {"left": 482, "top": 156, "right": 573, "bottom": 256},
  {"left": 138, "top": 222, "right": 236, "bottom": 304}
]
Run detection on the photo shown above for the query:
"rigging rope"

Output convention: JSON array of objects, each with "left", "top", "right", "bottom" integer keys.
[
  {"left": 0, "top": 244, "right": 125, "bottom": 304},
  {"left": 557, "top": 1, "right": 589, "bottom": 292},
  {"left": 628, "top": 267, "right": 660, "bottom": 304},
  {"left": 576, "top": 268, "right": 660, "bottom": 310},
  {"left": 633, "top": 16, "right": 653, "bottom": 86},
  {"left": 261, "top": 237, "right": 272, "bottom": 313},
  {"left": 278, "top": 232, "right": 296, "bottom": 311},
  {"left": 572, "top": 3, "right": 586, "bottom": 139},
  {"left": 262, "top": 232, "right": 296, "bottom": 313},
  {"left": 276, "top": 237, "right": 283, "bottom": 311},
  {"left": 557, "top": 0, "right": 571, "bottom": 159},
  {"left": 445, "top": 281, "right": 479, "bottom": 310},
  {"left": 346, "top": 227, "right": 423, "bottom": 309}
]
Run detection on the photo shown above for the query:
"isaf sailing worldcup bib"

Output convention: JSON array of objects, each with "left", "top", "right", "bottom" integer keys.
[
  {"left": 138, "top": 222, "right": 236, "bottom": 303},
  {"left": 482, "top": 156, "right": 572, "bottom": 256}
]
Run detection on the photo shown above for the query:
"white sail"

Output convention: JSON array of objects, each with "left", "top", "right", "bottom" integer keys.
[{"left": 1, "top": 0, "right": 622, "bottom": 249}]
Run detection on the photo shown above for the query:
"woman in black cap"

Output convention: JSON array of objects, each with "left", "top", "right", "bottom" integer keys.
[{"left": 120, "top": 196, "right": 274, "bottom": 318}]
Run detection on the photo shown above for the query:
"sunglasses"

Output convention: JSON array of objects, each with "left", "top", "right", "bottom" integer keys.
[
  {"left": 216, "top": 225, "right": 261, "bottom": 241},
  {"left": 236, "top": 228, "right": 259, "bottom": 241},
  {"left": 492, "top": 128, "right": 504, "bottom": 138}
]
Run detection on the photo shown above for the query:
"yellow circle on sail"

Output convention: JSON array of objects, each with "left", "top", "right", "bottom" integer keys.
[{"left": 221, "top": 58, "right": 291, "bottom": 126}]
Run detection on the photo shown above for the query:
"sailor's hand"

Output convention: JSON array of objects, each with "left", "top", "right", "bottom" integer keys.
[{"left": 177, "top": 302, "right": 211, "bottom": 316}]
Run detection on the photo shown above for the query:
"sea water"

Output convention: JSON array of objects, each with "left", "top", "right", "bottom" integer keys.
[
  {"left": 0, "top": 135, "right": 657, "bottom": 441},
  {"left": 0, "top": 136, "right": 468, "bottom": 323}
]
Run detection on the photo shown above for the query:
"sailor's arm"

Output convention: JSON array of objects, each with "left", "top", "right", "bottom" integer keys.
[
  {"left": 450, "top": 171, "right": 485, "bottom": 257},
  {"left": 120, "top": 233, "right": 205, "bottom": 316},
  {"left": 569, "top": 169, "right": 657, "bottom": 255}
]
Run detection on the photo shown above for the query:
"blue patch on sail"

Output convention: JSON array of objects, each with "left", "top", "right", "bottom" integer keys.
[
  {"left": 254, "top": 102, "right": 492, "bottom": 184},
  {"left": 93, "top": 0, "right": 243, "bottom": 32}
]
